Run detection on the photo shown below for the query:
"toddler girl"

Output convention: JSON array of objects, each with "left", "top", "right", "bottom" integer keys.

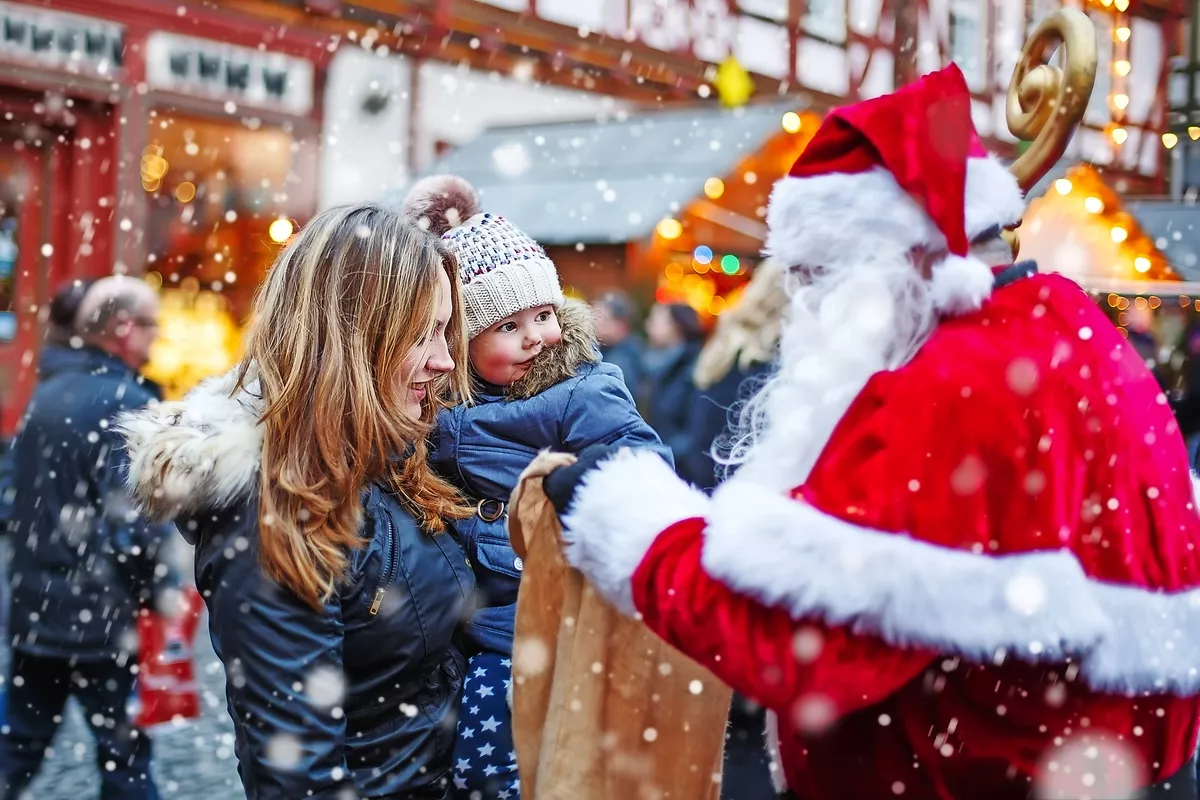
[{"left": 405, "top": 176, "right": 669, "bottom": 799}]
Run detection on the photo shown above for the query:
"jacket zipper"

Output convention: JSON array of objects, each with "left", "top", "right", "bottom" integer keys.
[{"left": 369, "top": 506, "right": 400, "bottom": 616}]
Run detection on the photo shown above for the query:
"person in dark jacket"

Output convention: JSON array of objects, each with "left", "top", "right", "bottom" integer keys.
[
  {"left": 1169, "top": 323, "right": 1200, "bottom": 467},
  {"left": 404, "top": 174, "right": 669, "bottom": 798},
  {"left": 592, "top": 289, "right": 645, "bottom": 397},
  {"left": 119, "top": 204, "right": 477, "bottom": 799},
  {"left": 641, "top": 301, "right": 706, "bottom": 480},
  {"left": 0, "top": 276, "right": 173, "bottom": 800},
  {"left": 0, "top": 277, "right": 94, "bottom": 527}
]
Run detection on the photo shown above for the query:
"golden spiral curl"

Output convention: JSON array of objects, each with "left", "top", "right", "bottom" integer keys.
[{"left": 1002, "top": 8, "right": 1098, "bottom": 256}]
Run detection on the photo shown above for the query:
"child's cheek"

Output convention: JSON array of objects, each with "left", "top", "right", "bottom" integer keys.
[{"left": 473, "top": 336, "right": 519, "bottom": 384}]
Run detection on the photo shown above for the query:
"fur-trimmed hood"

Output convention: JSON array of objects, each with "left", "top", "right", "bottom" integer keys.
[
  {"left": 503, "top": 299, "right": 600, "bottom": 400},
  {"left": 116, "top": 369, "right": 264, "bottom": 522}
]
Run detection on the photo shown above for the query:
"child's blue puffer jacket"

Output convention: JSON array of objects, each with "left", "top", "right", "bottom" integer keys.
[{"left": 431, "top": 301, "right": 671, "bottom": 655}]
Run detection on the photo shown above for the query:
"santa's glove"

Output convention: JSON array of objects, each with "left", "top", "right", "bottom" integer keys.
[{"left": 543, "top": 443, "right": 621, "bottom": 517}]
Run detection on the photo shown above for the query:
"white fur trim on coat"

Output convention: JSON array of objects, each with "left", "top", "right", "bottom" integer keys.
[
  {"left": 701, "top": 478, "right": 1200, "bottom": 697},
  {"left": 561, "top": 449, "right": 709, "bottom": 615},
  {"left": 764, "top": 710, "right": 788, "bottom": 792},
  {"left": 765, "top": 157, "right": 1023, "bottom": 274},
  {"left": 115, "top": 368, "right": 264, "bottom": 521}
]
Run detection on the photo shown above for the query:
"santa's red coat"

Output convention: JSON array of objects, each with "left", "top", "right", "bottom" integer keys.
[{"left": 561, "top": 271, "right": 1200, "bottom": 800}]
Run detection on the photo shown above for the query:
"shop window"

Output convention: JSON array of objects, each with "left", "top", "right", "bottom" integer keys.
[
  {"left": 738, "top": 0, "right": 788, "bottom": 21},
  {"left": 1084, "top": 12, "right": 1113, "bottom": 126},
  {"left": 0, "top": 217, "right": 14, "bottom": 342},
  {"left": 139, "top": 113, "right": 314, "bottom": 397},
  {"left": 950, "top": 0, "right": 985, "bottom": 88},
  {"left": 0, "top": 154, "right": 21, "bottom": 343},
  {"left": 805, "top": 0, "right": 847, "bottom": 43}
]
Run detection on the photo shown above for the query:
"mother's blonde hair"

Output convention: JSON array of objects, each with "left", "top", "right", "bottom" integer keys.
[{"left": 236, "top": 204, "right": 472, "bottom": 609}]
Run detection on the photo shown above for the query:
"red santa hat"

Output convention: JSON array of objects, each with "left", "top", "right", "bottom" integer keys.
[{"left": 765, "top": 64, "right": 1025, "bottom": 314}]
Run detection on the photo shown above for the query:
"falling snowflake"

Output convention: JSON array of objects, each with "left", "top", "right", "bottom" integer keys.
[
  {"left": 512, "top": 636, "right": 549, "bottom": 677},
  {"left": 1004, "top": 572, "right": 1048, "bottom": 616},
  {"left": 791, "top": 692, "right": 837, "bottom": 734},
  {"left": 304, "top": 665, "right": 345, "bottom": 709},
  {"left": 491, "top": 141, "right": 531, "bottom": 178},
  {"left": 1006, "top": 357, "right": 1040, "bottom": 396},
  {"left": 265, "top": 734, "right": 303, "bottom": 770},
  {"left": 1033, "top": 732, "right": 1146, "bottom": 800}
]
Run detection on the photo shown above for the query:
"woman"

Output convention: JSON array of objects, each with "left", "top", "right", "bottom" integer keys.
[
  {"left": 689, "top": 258, "right": 787, "bottom": 491},
  {"left": 639, "top": 301, "right": 705, "bottom": 480},
  {"left": 118, "top": 204, "right": 477, "bottom": 798}
]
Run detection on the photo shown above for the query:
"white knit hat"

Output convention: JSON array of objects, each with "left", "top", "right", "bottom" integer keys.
[{"left": 403, "top": 175, "right": 564, "bottom": 339}]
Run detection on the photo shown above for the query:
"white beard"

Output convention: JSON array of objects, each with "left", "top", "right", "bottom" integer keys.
[{"left": 721, "top": 250, "right": 938, "bottom": 492}]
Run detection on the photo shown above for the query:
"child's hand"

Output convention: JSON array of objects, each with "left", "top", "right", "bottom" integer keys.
[
  {"left": 511, "top": 451, "right": 578, "bottom": 560},
  {"left": 516, "top": 450, "right": 577, "bottom": 483},
  {"left": 542, "top": 444, "right": 621, "bottom": 517}
]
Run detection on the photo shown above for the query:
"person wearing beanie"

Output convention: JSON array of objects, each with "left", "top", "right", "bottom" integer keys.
[{"left": 403, "top": 175, "right": 671, "bottom": 799}]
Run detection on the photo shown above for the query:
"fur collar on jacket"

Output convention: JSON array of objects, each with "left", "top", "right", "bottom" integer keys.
[
  {"left": 116, "top": 369, "right": 264, "bottom": 522},
  {"left": 501, "top": 299, "right": 600, "bottom": 401}
]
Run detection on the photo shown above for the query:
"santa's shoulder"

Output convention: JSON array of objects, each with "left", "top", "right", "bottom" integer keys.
[{"left": 903, "top": 272, "right": 1143, "bottom": 403}]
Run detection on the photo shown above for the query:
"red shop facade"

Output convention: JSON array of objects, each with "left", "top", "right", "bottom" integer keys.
[{"left": 0, "top": 0, "right": 332, "bottom": 436}]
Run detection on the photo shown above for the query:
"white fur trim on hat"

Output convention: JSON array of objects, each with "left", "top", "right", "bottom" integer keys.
[
  {"left": 765, "top": 157, "right": 1024, "bottom": 272},
  {"left": 928, "top": 253, "right": 996, "bottom": 316},
  {"left": 964, "top": 156, "right": 1025, "bottom": 240}
]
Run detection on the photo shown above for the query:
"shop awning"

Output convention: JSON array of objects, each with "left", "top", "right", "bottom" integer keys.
[
  {"left": 393, "top": 101, "right": 808, "bottom": 246},
  {"left": 1126, "top": 200, "right": 1200, "bottom": 282}
]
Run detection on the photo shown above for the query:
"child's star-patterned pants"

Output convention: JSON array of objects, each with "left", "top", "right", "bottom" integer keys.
[{"left": 452, "top": 651, "right": 520, "bottom": 799}]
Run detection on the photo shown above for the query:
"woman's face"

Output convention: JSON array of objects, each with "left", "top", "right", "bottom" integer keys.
[
  {"left": 399, "top": 267, "right": 456, "bottom": 421},
  {"left": 645, "top": 304, "right": 680, "bottom": 349}
]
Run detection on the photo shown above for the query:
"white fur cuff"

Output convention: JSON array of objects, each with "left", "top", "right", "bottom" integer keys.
[
  {"left": 700, "top": 478, "right": 1200, "bottom": 696},
  {"left": 561, "top": 449, "right": 709, "bottom": 615}
]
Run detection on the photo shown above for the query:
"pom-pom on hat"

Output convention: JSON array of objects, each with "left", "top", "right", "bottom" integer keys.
[
  {"left": 765, "top": 64, "right": 1025, "bottom": 315},
  {"left": 404, "top": 174, "right": 564, "bottom": 339}
]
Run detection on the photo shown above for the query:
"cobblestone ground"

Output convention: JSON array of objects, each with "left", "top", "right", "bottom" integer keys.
[{"left": 18, "top": 619, "right": 243, "bottom": 800}]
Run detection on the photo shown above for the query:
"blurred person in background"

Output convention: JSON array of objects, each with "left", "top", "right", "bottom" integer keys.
[
  {"left": 640, "top": 301, "right": 705, "bottom": 478},
  {"left": 688, "top": 259, "right": 788, "bottom": 493},
  {"left": 0, "top": 278, "right": 98, "bottom": 672},
  {"left": 0, "top": 275, "right": 174, "bottom": 800},
  {"left": 0, "top": 278, "right": 95, "bottom": 528},
  {"left": 1170, "top": 321, "right": 1200, "bottom": 466},
  {"left": 592, "top": 289, "right": 644, "bottom": 397}
]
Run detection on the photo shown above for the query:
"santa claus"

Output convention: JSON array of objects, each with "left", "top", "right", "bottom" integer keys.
[{"left": 538, "top": 65, "right": 1200, "bottom": 799}]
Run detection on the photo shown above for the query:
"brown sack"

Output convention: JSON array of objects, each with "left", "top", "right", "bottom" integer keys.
[{"left": 508, "top": 452, "right": 731, "bottom": 800}]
